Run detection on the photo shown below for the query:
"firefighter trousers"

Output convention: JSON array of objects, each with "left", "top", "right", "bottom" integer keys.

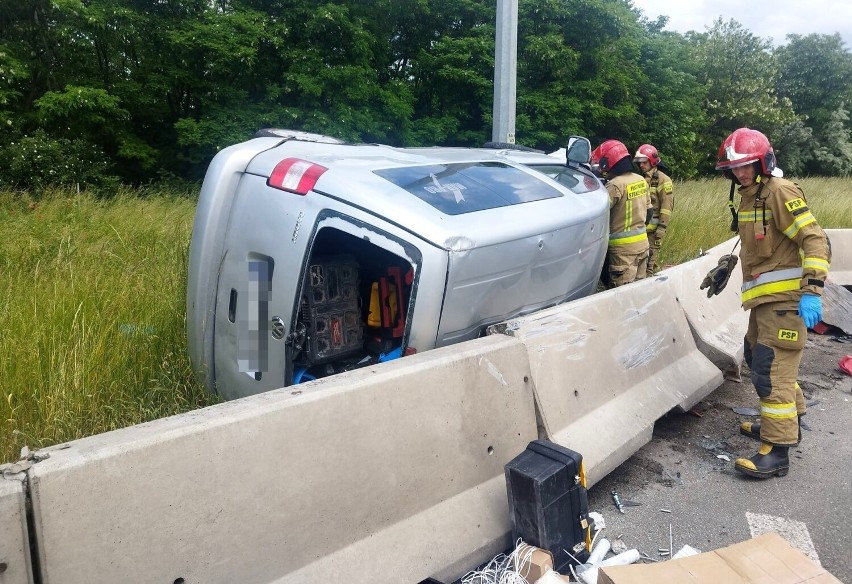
[
  {"left": 646, "top": 229, "right": 665, "bottom": 277},
  {"left": 607, "top": 244, "right": 649, "bottom": 288},
  {"left": 743, "top": 301, "right": 807, "bottom": 445}
]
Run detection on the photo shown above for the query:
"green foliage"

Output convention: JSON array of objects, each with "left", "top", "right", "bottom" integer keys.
[
  {"left": 775, "top": 34, "right": 852, "bottom": 175},
  {"left": 772, "top": 119, "right": 814, "bottom": 176},
  {"left": 633, "top": 29, "right": 706, "bottom": 177},
  {"left": 689, "top": 19, "right": 799, "bottom": 171},
  {"left": 0, "top": 43, "right": 27, "bottom": 128},
  {"left": 35, "top": 85, "right": 128, "bottom": 131},
  {"left": 0, "top": 0, "right": 851, "bottom": 182},
  {"left": 813, "top": 104, "right": 852, "bottom": 175},
  {"left": 0, "top": 130, "right": 113, "bottom": 190},
  {"left": 658, "top": 177, "right": 852, "bottom": 267},
  {"left": 776, "top": 34, "right": 852, "bottom": 130}
]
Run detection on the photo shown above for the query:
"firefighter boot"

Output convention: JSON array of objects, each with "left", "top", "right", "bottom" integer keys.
[
  {"left": 734, "top": 443, "right": 789, "bottom": 479},
  {"left": 740, "top": 418, "right": 802, "bottom": 445}
]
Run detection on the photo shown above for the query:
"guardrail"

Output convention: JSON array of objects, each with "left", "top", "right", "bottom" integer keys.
[
  {"left": 487, "top": 274, "right": 722, "bottom": 485},
  {"left": 658, "top": 236, "right": 748, "bottom": 375},
  {"left": 3, "top": 229, "right": 848, "bottom": 584},
  {"left": 826, "top": 229, "right": 852, "bottom": 285},
  {"left": 0, "top": 474, "right": 31, "bottom": 584}
]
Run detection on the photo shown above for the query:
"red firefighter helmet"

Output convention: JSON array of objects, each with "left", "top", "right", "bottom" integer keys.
[
  {"left": 633, "top": 143, "right": 661, "bottom": 167},
  {"left": 591, "top": 140, "right": 630, "bottom": 173},
  {"left": 716, "top": 128, "right": 776, "bottom": 175}
]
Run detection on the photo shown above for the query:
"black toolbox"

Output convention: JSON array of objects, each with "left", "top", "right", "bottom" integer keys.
[{"left": 504, "top": 440, "right": 591, "bottom": 572}]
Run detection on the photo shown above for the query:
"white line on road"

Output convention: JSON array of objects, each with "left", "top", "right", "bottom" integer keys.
[{"left": 746, "top": 511, "right": 821, "bottom": 566}]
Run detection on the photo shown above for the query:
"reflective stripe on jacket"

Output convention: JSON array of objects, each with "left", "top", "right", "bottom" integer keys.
[{"left": 741, "top": 267, "right": 803, "bottom": 303}]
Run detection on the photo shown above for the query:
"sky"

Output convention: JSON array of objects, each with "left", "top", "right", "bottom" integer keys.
[{"left": 630, "top": 0, "right": 852, "bottom": 48}]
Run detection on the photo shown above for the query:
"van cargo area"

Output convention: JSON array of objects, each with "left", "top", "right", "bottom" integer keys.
[{"left": 292, "top": 229, "right": 414, "bottom": 383}]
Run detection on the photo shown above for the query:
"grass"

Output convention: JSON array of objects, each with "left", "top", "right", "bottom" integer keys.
[
  {"left": 1, "top": 177, "right": 850, "bottom": 463},
  {"left": 659, "top": 176, "right": 852, "bottom": 266},
  {"left": 0, "top": 187, "right": 218, "bottom": 463}
]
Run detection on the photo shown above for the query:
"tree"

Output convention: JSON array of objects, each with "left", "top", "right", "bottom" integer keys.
[
  {"left": 689, "top": 19, "right": 799, "bottom": 171},
  {"left": 775, "top": 33, "right": 852, "bottom": 175},
  {"left": 776, "top": 33, "right": 852, "bottom": 130},
  {"left": 813, "top": 104, "right": 852, "bottom": 175},
  {"left": 633, "top": 25, "right": 707, "bottom": 177},
  {"left": 771, "top": 119, "right": 814, "bottom": 177}
]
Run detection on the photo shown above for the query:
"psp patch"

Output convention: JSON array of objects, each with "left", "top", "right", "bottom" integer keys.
[
  {"left": 784, "top": 198, "right": 807, "bottom": 213},
  {"left": 777, "top": 328, "right": 799, "bottom": 342}
]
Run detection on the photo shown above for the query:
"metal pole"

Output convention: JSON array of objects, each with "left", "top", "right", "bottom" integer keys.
[{"left": 492, "top": 0, "right": 517, "bottom": 144}]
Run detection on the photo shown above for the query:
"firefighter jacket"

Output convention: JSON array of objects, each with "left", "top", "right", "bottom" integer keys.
[
  {"left": 644, "top": 168, "right": 673, "bottom": 233},
  {"left": 606, "top": 172, "right": 651, "bottom": 252},
  {"left": 736, "top": 176, "right": 831, "bottom": 311}
]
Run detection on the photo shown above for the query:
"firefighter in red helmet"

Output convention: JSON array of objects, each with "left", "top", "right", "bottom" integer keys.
[
  {"left": 591, "top": 139, "right": 651, "bottom": 287},
  {"left": 634, "top": 144, "right": 673, "bottom": 277},
  {"left": 708, "top": 127, "right": 831, "bottom": 479}
]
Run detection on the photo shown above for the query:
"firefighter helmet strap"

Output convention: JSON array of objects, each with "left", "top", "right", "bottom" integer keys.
[{"left": 728, "top": 181, "right": 737, "bottom": 232}]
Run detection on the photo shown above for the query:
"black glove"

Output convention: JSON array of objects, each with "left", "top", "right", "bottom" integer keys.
[{"left": 699, "top": 254, "right": 738, "bottom": 298}]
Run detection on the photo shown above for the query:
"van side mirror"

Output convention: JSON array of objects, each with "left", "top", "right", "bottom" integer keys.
[{"left": 565, "top": 136, "right": 591, "bottom": 167}]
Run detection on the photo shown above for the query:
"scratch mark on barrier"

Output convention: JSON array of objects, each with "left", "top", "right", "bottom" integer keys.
[
  {"left": 478, "top": 356, "right": 508, "bottom": 386},
  {"left": 614, "top": 327, "right": 667, "bottom": 369},
  {"left": 623, "top": 295, "right": 664, "bottom": 323}
]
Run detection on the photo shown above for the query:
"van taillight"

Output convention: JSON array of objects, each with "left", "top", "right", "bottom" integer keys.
[{"left": 267, "top": 158, "right": 328, "bottom": 195}]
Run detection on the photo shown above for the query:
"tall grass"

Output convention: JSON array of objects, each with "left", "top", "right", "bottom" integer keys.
[
  {"left": 0, "top": 187, "right": 218, "bottom": 463},
  {"left": 1, "top": 178, "right": 850, "bottom": 463},
  {"left": 659, "top": 176, "right": 852, "bottom": 266}
]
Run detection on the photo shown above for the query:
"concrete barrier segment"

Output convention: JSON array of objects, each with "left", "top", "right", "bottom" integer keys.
[
  {"left": 489, "top": 277, "right": 722, "bottom": 487},
  {"left": 0, "top": 472, "right": 34, "bottom": 584},
  {"left": 26, "top": 335, "right": 537, "bottom": 584},
  {"left": 825, "top": 229, "right": 852, "bottom": 286},
  {"left": 657, "top": 236, "right": 748, "bottom": 375}
]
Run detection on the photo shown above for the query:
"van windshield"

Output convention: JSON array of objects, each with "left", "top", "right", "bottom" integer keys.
[{"left": 373, "top": 161, "right": 563, "bottom": 216}]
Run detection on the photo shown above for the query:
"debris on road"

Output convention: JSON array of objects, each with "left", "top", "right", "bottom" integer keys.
[
  {"left": 732, "top": 406, "right": 759, "bottom": 416},
  {"left": 840, "top": 355, "right": 852, "bottom": 377}
]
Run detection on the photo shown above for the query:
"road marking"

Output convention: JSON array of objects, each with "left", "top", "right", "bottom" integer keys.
[{"left": 746, "top": 511, "right": 821, "bottom": 566}]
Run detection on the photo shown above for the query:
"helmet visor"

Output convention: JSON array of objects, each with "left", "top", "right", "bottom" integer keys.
[{"left": 716, "top": 156, "right": 759, "bottom": 171}]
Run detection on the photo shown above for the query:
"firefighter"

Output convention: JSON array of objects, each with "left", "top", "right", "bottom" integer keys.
[
  {"left": 711, "top": 128, "right": 830, "bottom": 479},
  {"left": 591, "top": 140, "right": 651, "bottom": 287},
  {"left": 634, "top": 144, "right": 673, "bottom": 277}
]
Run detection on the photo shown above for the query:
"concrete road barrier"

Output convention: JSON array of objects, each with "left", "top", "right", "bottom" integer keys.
[
  {"left": 826, "top": 229, "right": 852, "bottom": 285},
  {"left": 26, "top": 336, "right": 536, "bottom": 584},
  {"left": 0, "top": 473, "right": 33, "bottom": 584},
  {"left": 658, "top": 236, "right": 748, "bottom": 374},
  {"left": 489, "top": 277, "right": 722, "bottom": 486}
]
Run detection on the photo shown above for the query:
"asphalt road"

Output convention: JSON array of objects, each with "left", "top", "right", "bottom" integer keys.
[{"left": 586, "top": 331, "right": 852, "bottom": 581}]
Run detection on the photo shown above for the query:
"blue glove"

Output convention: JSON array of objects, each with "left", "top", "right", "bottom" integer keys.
[{"left": 798, "top": 293, "right": 822, "bottom": 329}]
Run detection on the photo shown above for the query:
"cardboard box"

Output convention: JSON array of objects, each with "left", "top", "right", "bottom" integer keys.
[
  {"left": 522, "top": 547, "right": 554, "bottom": 584},
  {"left": 598, "top": 532, "right": 842, "bottom": 584}
]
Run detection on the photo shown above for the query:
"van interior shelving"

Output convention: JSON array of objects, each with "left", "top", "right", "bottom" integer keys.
[{"left": 291, "top": 227, "right": 414, "bottom": 383}]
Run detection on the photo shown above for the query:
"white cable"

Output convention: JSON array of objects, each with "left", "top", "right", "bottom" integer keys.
[
  {"left": 589, "top": 526, "right": 605, "bottom": 555},
  {"left": 461, "top": 540, "right": 539, "bottom": 584}
]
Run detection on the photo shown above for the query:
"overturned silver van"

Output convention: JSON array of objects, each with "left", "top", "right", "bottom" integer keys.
[{"left": 187, "top": 131, "right": 610, "bottom": 400}]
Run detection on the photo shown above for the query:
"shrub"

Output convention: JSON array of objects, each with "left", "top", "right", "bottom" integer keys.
[{"left": 0, "top": 129, "right": 116, "bottom": 191}]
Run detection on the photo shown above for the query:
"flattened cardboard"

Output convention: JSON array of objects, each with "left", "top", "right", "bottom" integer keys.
[{"left": 597, "top": 532, "right": 842, "bottom": 584}]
